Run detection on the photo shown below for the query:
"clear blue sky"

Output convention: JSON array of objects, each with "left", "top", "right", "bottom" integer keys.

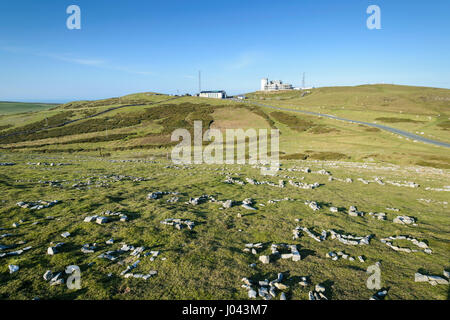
[{"left": 0, "top": 0, "right": 449, "bottom": 102}]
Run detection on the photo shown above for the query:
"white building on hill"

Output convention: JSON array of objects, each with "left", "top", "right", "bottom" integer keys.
[
  {"left": 199, "top": 90, "right": 227, "bottom": 99},
  {"left": 260, "top": 78, "right": 293, "bottom": 91}
]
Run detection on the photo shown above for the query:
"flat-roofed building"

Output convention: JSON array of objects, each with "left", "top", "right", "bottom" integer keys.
[{"left": 199, "top": 90, "right": 227, "bottom": 99}]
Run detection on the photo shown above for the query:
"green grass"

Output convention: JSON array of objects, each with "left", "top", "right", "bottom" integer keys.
[
  {"left": 0, "top": 154, "right": 448, "bottom": 300},
  {"left": 0, "top": 101, "right": 58, "bottom": 115},
  {"left": 0, "top": 85, "right": 449, "bottom": 300},
  {"left": 246, "top": 84, "right": 450, "bottom": 144}
]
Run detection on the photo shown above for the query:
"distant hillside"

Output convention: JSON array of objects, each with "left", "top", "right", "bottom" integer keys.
[
  {"left": 0, "top": 101, "right": 59, "bottom": 115},
  {"left": 246, "top": 84, "right": 450, "bottom": 115},
  {"left": 0, "top": 85, "right": 448, "bottom": 169}
]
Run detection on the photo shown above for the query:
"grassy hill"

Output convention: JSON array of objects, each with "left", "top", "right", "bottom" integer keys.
[
  {"left": 0, "top": 101, "right": 58, "bottom": 115},
  {"left": 0, "top": 85, "right": 448, "bottom": 169},
  {"left": 246, "top": 84, "right": 450, "bottom": 145},
  {"left": 0, "top": 85, "right": 449, "bottom": 300}
]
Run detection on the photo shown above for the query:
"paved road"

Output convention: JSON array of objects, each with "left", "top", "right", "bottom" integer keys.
[{"left": 244, "top": 100, "right": 450, "bottom": 149}]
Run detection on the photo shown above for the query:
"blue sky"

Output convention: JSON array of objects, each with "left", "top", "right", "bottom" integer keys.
[{"left": 0, "top": 0, "right": 449, "bottom": 102}]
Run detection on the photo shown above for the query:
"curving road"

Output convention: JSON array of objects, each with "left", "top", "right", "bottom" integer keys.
[{"left": 244, "top": 100, "right": 450, "bottom": 149}]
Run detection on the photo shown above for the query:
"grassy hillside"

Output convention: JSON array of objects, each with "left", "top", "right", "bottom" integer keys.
[
  {"left": 0, "top": 86, "right": 448, "bottom": 169},
  {"left": 0, "top": 85, "right": 449, "bottom": 300},
  {"left": 0, "top": 101, "right": 58, "bottom": 115},
  {"left": 246, "top": 84, "right": 450, "bottom": 144}
]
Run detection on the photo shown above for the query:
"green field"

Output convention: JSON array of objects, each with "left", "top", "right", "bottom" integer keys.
[
  {"left": 0, "top": 101, "right": 59, "bottom": 115},
  {"left": 0, "top": 85, "right": 449, "bottom": 300}
]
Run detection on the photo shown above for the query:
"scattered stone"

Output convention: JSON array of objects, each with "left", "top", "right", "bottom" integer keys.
[
  {"left": 370, "top": 289, "right": 388, "bottom": 300},
  {"left": 147, "top": 191, "right": 179, "bottom": 200},
  {"left": 289, "top": 180, "right": 320, "bottom": 190},
  {"left": 414, "top": 272, "right": 428, "bottom": 282},
  {"left": 160, "top": 218, "right": 195, "bottom": 230},
  {"left": 43, "top": 270, "right": 53, "bottom": 281},
  {"left": 84, "top": 215, "right": 98, "bottom": 223},
  {"left": 259, "top": 255, "right": 270, "bottom": 264},
  {"left": 9, "top": 264, "right": 19, "bottom": 274},
  {"left": 393, "top": 216, "right": 416, "bottom": 225},
  {"left": 329, "top": 230, "right": 372, "bottom": 245},
  {"left": 380, "top": 236, "right": 431, "bottom": 254},
  {"left": 47, "top": 243, "right": 64, "bottom": 255},
  {"left": 415, "top": 271, "right": 448, "bottom": 285},
  {"left": 16, "top": 200, "right": 60, "bottom": 210},
  {"left": 305, "top": 200, "right": 320, "bottom": 211},
  {"left": 368, "top": 212, "right": 386, "bottom": 220},
  {"left": 95, "top": 217, "right": 109, "bottom": 225},
  {"left": 294, "top": 226, "right": 326, "bottom": 242},
  {"left": 222, "top": 200, "right": 234, "bottom": 209},
  {"left": 61, "top": 232, "right": 71, "bottom": 238},
  {"left": 348, "top": 206, "right": 364, "bottom": 217},
  {"left": 309, "top": 283, "right": 329, "bottom": 300}
]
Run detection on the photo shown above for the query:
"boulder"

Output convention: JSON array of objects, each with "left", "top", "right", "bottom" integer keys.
[
  {"left": 9, "top": 265, "right": 19, "bottom": 274},
  {"left": 96, "top": 217, "right": 109, "bottom": 225},
  {"left": 414, "top": 272, "right": 428, "bottom": 282},
  {"left": 259, "top": 255, "right": 270, "bottom": 264},
  {"left": 43, "top": 270, "right": 53, "bottom": 281}
]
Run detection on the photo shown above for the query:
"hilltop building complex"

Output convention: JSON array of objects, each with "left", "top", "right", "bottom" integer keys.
[{"left": 260, "top": 78, "right": 294, "bottom": 91}]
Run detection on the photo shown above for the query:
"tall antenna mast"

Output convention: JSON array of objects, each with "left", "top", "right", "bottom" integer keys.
[
  {"left": 302, "top": 72, "right": 305, "bottom": 89},
  {"left": 198, "top": 70, "right": 202, "bottom": 94}
]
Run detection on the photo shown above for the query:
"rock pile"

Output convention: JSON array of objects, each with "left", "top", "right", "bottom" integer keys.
[
  {"left": 243, "top": 243, "right": 264, "bottom": 255},
  {"left": 270, "top": 243, "right": 301, "bottom": 262},
  {"left": 305, "top": 200, "right": 320, "bottom": 211},
  {"left": 17, "top": 200, "right": 60, "bottom": 210},
  {"left": 414, "top": 271, "right": 449, "bottom": 285},
  {"left": 147, "top": 191, "right": 180, "bottom": 200},
  {"left": 425, "top": 186, "right": 450, "bottom": 192},
  {"left": 47, "top": 243, "right": 64, "bottom": 255},
  {"left": 316, "top": 169, "right": 331, "bottom": 176},
  {"left": 43, "top": 270, "right": 65, "bottom": 286},
  {"left": 308, "top": 283, "right": 328, "bottom": 300},
  {"left": 160, "top": 218, "right": 195, "bottom": 230},
  {"left": 380, "top": 236, "right": 432, "bottom": 254},
  {"left": 368, "top": 212, "right": 386, "bottom": 220},
  {"left": 393, "top": 216, "right": 416, "bottom": 225},
  {"left": 329, "top": 230, "right": 372, "bottom": 245},
  {"left": 348, "top": 206, "right": 364, "bottom": 217},
  {"left": 386, "top": 180, "right": 419, "bottom": 188},
  {"left": 293, "top": 226, "right": 326, "bottom": 242},
  {"left": 288, "top": 180, "right": 320, "bottom": 190},
  {"left": 241, "top": 198, "right": 256, "bottom": 210},
  {"left": 187, "top": 195, "right": 212, "bottom": 205},
  {"left": 326, "top": 251, "right": 364, "bottom": 262},
  {"left": 81, "top": 243, "right": 97, "bottom": 254},
  {"left": 223, "top": 176, "right": 245, "bottom": 185},
  {"left": 241, "top": 273, "right": 289, "bottom": 300},
  {"left": 267, "top": 198, "right": 295, "bottom": 205}
]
